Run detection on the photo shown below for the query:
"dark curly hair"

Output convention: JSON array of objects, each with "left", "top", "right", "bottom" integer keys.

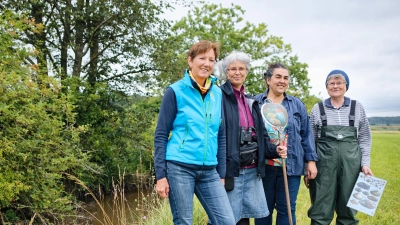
[{"left": 264, "top": 63, "right": 289, "bottom": 79}]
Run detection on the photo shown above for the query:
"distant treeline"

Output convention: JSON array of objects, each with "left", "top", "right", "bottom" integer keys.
[{"left": 368, "top": 116, "right": 400, "bottom": 125}]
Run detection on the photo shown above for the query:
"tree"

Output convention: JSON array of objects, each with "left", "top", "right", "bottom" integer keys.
[
  {"left": 1, "top": 0, "right": 173, "bottom": 88},
  {"left": 0, "top": 10, "right": 93, "bottom": 223},
  {"left": 1, "top": 0, "right": 181, "bottom": 191},
  {"left": 302, "top": 94, "right": 323, "bottom": 113},
  {"left": 150, "top": 3, "right": 309, "bottom": 96}
]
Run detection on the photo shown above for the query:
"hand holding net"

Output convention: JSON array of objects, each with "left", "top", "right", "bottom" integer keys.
[{"left": 260, "top": 102, "right": 293, "bottom": 225}]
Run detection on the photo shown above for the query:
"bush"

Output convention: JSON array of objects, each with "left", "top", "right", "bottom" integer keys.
[{"left": 0, "top": 11, "right": 91, "bottom": 223}]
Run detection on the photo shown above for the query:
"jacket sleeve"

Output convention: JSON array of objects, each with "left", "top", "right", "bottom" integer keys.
[
  {"left": 216, "top": 101, "right": 227, "bottom": 178},
  {"left": 299, "top": 101, "right": 318, "bottom": 162},
  {"left": 356, "top": 101, "right": 372, "bottom": 167},
  {"left": 154, "top": 88, "right": 177, "bottom": 181}
]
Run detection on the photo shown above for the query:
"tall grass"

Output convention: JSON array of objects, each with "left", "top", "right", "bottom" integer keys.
[
  {"left": 68, "top": 168, "right": 157, "bottom": 225},
  {"left": 141, "top": 196, "right": 208, "bottom": 225}
]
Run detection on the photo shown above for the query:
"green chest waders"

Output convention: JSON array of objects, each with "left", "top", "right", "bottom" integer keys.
[{"left": 308, "top": 100, "right": 361, "bottom": 225}]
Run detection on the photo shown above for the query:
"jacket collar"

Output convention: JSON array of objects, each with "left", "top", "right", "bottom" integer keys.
[
  {"left": 220, "top": 80, "right": 237, "bottom": 102},
  {"left": 324, "top": 96, "right": 350, "bottom": 109},
  {"left": 259, "top": 89, "right": 290, "bottom": 104},
  {"left": 182, "top": 69, "right": 217, "bottom": 87}
]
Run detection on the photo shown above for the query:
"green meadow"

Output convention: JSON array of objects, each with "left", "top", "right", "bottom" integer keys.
[
  {"left": 294, "top": 131, "right": 400, "bottom": 225},
  {"left": 141, "top": 131, "right": 400, "bottom": 225}
]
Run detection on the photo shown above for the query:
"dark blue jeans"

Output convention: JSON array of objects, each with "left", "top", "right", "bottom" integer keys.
[
  {"left": 167, "top": 162, "right": 235, "bottom": 225},
  {"left": 254, "top": 165, "right": 301, "bottom": 225}
]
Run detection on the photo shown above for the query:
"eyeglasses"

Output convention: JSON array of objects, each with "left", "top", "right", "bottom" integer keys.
[
  {"left": 327, "top": 81, "right": 346, "bottom": 87},
  {"left": 227, "top": 67, "right": 247, "bottom": 73}
]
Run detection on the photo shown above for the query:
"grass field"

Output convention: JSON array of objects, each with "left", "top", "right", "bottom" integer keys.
[
  {"left": 141, "top": 131, "right": 400, "bottom": 225},
  {"left": 295, "top": 132, "right": 400, "bottom": 225}
]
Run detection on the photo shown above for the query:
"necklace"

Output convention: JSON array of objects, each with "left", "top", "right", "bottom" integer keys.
[
  {"left": 265, "top": 98, "right": 282, "bottom": 104},
  {"left": 266, "top": 95, "right": 284, "bottom": 104}
]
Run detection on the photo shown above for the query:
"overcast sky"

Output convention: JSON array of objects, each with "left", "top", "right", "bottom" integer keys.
[{"left": 164, "top": 0, "right": 400, "bottom": 117}]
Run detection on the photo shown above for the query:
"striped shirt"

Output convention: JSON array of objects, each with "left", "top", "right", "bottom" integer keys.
[{"left": 309, "top": 97, "right": 372, "bottom": 167}]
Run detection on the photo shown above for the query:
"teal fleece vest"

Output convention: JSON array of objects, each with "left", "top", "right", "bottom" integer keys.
[{"left": 166, "top": 71, "right": 222, "bottom": 166}]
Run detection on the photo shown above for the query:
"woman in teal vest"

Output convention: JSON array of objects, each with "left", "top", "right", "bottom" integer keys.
[
  {"left": 154, "top": 40, "right": 235, "bottom": 225},
  {"left": 307, "top": 70, "right": 373, "bottom": 225}
]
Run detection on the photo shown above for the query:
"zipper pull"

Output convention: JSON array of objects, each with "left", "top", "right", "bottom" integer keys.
[{"left": 180, "top": 140, "right": 185, "bottom": 148}]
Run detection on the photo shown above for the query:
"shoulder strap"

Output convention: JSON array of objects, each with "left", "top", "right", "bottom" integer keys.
[
  {"left": 318, "top": 102, "right": 327, "bottom": 126},
  {"left": 349, "top": 100, "right": 356, "bottom": 126}
]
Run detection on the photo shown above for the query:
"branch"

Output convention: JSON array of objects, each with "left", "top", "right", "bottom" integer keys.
[
  {"left": 81, "top": 40, "right": 117, "bottom": 70},
  {"left": 43, "top": 0, "right": 58, "bottom": 29},
  {"left": 24, "top": 56, "right": 36, "bottom": 66},
  {"left": 102, "top": 68, "right": 159, "bottom": 82},
  {"left": 47, "top": 51, "right": 59, "bottom": 72},
  {"left": 87, "top": 15, "right": 115, "bottom": 45},
  {"left": 50, "top": 0, "right": 65, "bottom": 29}
]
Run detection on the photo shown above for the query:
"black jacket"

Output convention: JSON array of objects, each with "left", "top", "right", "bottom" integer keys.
[{"left": 221, "top": 80, "right": 279, "bottom": 178}]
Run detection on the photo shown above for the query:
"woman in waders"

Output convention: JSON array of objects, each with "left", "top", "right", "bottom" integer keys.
[{"left": 306, "top": 70, "right": 374, "bottom": 225}]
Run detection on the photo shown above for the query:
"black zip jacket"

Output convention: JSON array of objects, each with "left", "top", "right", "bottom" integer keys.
[{"left": 221, "top": 80, "right": 279, "bottom": 178}]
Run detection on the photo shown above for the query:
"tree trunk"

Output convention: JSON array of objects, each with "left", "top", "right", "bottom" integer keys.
[
  {"left": 60, "top": 0, "right": 72, "bottom": 81},
  {"left": 31, "top": 2, "right": 48, "bottom": 74},
  {"left": 72, "top": 0, "right": 86, "bottom": 79}
]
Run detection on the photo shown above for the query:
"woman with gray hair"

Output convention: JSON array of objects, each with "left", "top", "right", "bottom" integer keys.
[
  {"left": 307, "top": 70, "right": 373, "bottom": 225},
  {"left": 216, "top": 52, "right": 287, "bottom": 225}
]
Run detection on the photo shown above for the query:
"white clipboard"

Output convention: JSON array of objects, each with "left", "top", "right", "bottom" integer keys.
[{"left": 346, "top": 172, "right": 386, "bottom": 216}]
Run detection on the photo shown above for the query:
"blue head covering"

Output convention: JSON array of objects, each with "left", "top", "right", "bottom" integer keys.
[{"left": 326, "top": 69, "right": 349, "bottom": 91}]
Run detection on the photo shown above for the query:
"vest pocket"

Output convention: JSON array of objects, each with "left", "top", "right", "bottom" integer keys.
[{"left": 180, "top": 123, "right": 189, "bottom": 149}]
